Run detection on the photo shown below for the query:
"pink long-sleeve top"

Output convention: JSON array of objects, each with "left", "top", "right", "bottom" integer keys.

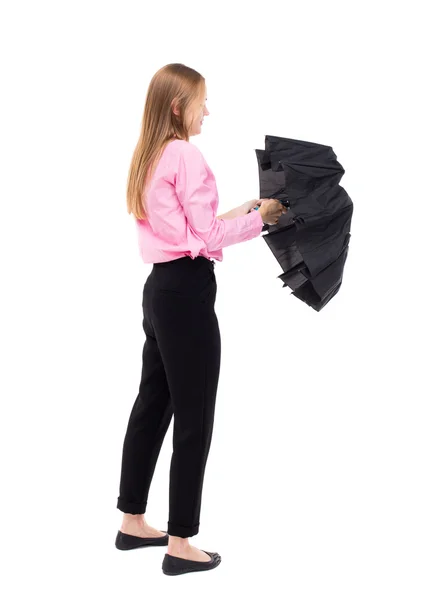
[{"left": 135, "top": 139, "right": 264, "bottom": 263}]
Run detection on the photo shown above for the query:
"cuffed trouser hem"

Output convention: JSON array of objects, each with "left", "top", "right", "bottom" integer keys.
[
  {"left": 167, "top": 521, "right": 199, "bottom": 538},
  {"left": 117, "top": 497, "right": 147, "bottom": 514}
]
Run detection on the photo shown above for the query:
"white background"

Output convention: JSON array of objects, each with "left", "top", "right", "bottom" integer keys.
[{"left": 1, "top": 1, "right": 447, "bottom": 598}]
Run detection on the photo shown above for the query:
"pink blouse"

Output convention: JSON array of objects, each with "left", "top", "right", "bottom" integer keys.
[{"left": 134, "top": 139, "right": 264, "bottom": 263}]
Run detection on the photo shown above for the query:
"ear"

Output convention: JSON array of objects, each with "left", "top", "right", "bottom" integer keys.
[{"left": 171, "top": 98, "right": 180, "bottom": 117}]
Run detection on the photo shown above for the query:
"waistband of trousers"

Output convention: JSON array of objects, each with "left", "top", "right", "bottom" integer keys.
[{"left": 153, "top": 256, "right": 215, "bottom": 270}]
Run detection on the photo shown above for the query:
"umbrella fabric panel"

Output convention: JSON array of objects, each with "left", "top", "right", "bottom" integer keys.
[{"left": 291, "top": 243, "right": 350, "bottom": 311}]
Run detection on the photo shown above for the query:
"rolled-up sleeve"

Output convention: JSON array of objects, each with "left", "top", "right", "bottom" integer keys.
[{"left": 174, "top": 142, "right": 264, "bottom": 252}]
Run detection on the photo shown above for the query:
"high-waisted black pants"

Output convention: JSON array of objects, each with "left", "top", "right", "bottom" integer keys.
[{"left": 116, "top": 256, "right": 221, "bottom": 538}]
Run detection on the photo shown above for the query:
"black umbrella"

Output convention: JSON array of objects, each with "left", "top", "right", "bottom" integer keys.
[{"left": 253, "top": 134, "right": 353, "bottom": 311}]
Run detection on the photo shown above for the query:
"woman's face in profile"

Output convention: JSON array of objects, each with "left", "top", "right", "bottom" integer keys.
[{"left": 188, "top": 87, "right": 209, "bottom": 137}]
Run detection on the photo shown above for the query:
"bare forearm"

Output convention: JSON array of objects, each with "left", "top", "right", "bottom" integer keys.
[{"left": 217, "top": 205, "right": 246, "bottom": 220}]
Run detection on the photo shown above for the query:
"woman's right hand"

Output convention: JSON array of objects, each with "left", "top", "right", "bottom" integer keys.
[{"left": 257, "top": 199, "right": 288, "bottom": 225}]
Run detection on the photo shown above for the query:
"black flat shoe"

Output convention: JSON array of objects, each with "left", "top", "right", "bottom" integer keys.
[
  {"left": 162, "top": 551, "right": 221, "bottom": 576},
  {"left": 115, "top": 530, "right": 168, "bottom": 550}
]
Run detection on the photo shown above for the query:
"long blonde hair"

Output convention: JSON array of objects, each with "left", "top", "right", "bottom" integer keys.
[{"left": 126, "top": 63, "right": 205, "bottom": 221}]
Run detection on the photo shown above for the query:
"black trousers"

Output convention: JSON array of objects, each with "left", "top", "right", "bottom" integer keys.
[{"left": 116, "top": 256, "right": 221, "bottom": 538}]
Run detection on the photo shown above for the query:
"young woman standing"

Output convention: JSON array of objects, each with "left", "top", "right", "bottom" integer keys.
[{"left": 115, "top": 63, "right": 286, "bottom": 576}]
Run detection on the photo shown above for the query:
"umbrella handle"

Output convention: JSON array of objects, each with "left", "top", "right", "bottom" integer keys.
[{"left": 254, "top": 199, "right": 290, "bottom": 211}]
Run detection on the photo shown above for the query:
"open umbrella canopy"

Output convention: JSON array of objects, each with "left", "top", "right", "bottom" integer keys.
[{"left": 254, "top": 134, "right": 353, "bottom": 311}]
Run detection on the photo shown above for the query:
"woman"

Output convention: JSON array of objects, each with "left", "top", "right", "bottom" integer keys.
[{"left": 115, "top": 63, "right": 286, "bottom": 576}]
